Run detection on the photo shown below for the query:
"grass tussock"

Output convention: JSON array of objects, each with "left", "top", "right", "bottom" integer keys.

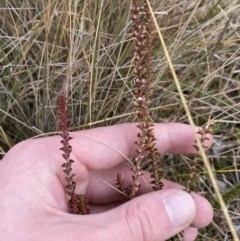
[{"left": 0, "top": 0, "right": 240, "bottom": 240}]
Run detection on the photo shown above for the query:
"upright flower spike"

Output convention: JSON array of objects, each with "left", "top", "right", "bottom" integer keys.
[
  {"left": 130, "top": 0, "right": 147, "bottom": 199},
  {"left": 115, "top": 0, "right": 163, "bottom": 199},
  {"left": 130, "top": 0, "right": 163, "bottom": 198},
  {"left": 58, "top": 93, "right": 89, "bottom": 214},
  {"left": 142, "top": 1, "right": 163, "bottom": 191},
  {"left": 58, "top": 93, "right": 76, "bottom": 197},
  {"left": 186, "top": 118, "right": 214, "bottom": 192}
]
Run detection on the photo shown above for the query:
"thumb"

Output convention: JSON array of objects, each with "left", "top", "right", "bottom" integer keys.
[{"left": 102, "top": 189, "right": 196, "bottom": 241}]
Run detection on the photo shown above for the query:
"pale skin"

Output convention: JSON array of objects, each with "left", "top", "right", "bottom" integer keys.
[{"left": 0, "top": 123, "right": 213, "bottom": 241}]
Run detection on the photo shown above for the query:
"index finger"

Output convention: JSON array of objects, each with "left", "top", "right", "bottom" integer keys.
[{"left": 68, "top": 123, "right": 212, "bottom": 170}]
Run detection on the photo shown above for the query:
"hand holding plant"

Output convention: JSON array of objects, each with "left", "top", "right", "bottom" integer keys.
[{"left": 0, "top": 123, "right": 213, "bottom": 241}]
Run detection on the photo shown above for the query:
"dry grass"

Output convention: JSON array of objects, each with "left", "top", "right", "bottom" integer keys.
[{"left": 1, "top": 0, "right": 240, "bottom": 240}]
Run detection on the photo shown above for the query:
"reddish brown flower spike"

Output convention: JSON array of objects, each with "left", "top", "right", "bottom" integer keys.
[{"left": 57, "top": 93, "right": 90, "bottom": 215}]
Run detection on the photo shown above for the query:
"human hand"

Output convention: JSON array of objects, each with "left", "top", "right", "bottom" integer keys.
[{"left": 0, "top": 123, "right": 213, "bottom": 241}]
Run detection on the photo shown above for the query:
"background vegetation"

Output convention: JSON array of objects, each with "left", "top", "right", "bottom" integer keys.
[{"left": 0, "top": 0, "right": 240, "bottom": 240}]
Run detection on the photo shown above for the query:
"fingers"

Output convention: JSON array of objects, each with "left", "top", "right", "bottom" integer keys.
[
  {"left": 86, "top": 164, "right": 213, "bottom": 230},
  {"left": 190, "top": 192, "right": 213, "bottom": 228},
  {"left": 182, "top": 227, "right": 198, "bottom": 241},
  {"left": 86, "top": 163, "right": 168, "bottom": 203},
  {"left": 57, "top": 189, "right": 197, "bottom": 241},
  {"left": 6, "top": 123, "right": 212, "bottom": 173},
  {"left": 69, "top": 123, "right": 212, "bottom": 170}
]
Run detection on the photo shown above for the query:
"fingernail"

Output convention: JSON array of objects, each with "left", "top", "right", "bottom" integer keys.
[{"left": 164, "top": 191, "right": 195, "bottom": 228}]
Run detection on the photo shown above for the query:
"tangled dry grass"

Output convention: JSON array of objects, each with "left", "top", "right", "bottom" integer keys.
[{"left": 0, "top": 0, "right": 240, "bottom": 240}]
